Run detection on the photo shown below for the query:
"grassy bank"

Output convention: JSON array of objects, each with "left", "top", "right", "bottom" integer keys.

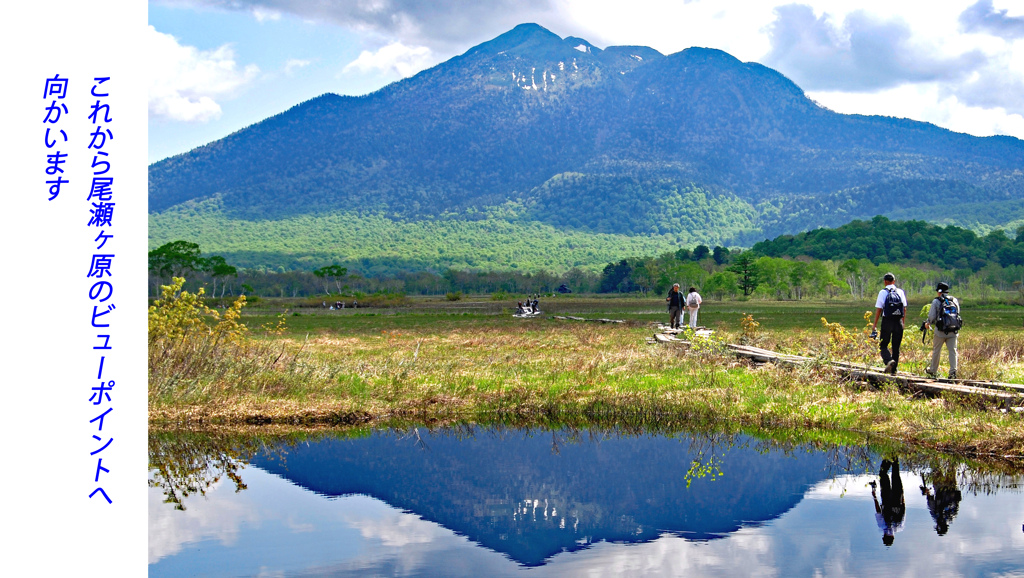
[{"left": 149, "top": 294, "right": 1024, "bottom": 458}]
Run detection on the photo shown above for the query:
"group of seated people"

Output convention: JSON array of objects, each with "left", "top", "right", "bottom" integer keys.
[{"left": 516, "top": 297, "right": 540, "bottom": 315}]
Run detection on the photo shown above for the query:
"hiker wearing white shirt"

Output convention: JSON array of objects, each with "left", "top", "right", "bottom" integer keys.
[
  {"left": 870, "top": 272, "right": 908, "bottom": 375},
  {"left": 684, "top": 287, "right": 702, "bottom": 329}
]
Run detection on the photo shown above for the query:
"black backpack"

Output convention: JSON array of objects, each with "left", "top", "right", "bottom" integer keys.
[
  {"left": 882, "top": 287, "right": 904, "bottom": 318},
  {"left": 935, "top": 296, "right": 962, "bottom": 333}
]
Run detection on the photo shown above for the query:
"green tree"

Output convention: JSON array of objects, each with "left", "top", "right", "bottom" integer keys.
[
  {"left": 149, "top": 241, "right": 203, "bottom": 278},
  {"left": 313, "top": 264, "right": 348, "bottom": 295},
  {"left": 838, "top": 258, "right": 876, "bottom": 298},
  {"left": 704, "top": 271, "right": 739, "bottom": 300},
  {"left": 712, "top": 246, "right": 731, "bottom": 265},
  {"left": 789, "top": 261, "right": 809, "bottom": 299},
  {"left": 727, "top": 252, "right": 760, "bottom": 296},
  {"left": 600, "top": 259, "right": 633, "bottom": 293},
  {"left": 203, "top": 255, "right": 237, "bottom": 298},
  {"left": 630, "top": 258, "right": 660, "bottom": 296}
]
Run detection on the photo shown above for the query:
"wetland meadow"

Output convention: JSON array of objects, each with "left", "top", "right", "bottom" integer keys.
[{"left": 149, "top": 287, "right": 1024, "bottom": 575}]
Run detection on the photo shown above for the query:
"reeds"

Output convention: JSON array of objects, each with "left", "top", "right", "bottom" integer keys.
[{"left": 149, "top": 301, "right": 1024, "bottom": 457}]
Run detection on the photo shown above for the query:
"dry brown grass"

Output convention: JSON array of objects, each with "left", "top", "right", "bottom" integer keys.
[{"left": 150, "top": 309, "right": 1024, "bottom": 459}]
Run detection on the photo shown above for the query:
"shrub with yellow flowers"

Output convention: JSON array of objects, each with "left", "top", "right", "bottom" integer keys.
[
  {"left": 149, "top": 277, "right": 247, "bottom": 346},
  {"left": 821, "top": 317, "right": 857, "bottom": 358},
  {"left": 739, "top": 313, "right": 760, "bottom": 344},
  {"left": 149, "top": 277, "right": 273, "bottom": 398}
]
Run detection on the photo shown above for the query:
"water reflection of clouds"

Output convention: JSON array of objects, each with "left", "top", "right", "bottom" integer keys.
[
  {"left": 346, "top": 510, "right": 445, "bottom": 547},
  {"left": 148, "top": 477, "right": 259, "bottom": 563},
  {"left": 150, "top": 469, "right": 1024, "bottom": 577}
]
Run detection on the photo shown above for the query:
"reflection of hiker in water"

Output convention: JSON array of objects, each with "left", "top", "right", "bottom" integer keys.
[
  {"left": 920, "top": 468, "right": 962, "bottom": 536},
  {"left": 870, "top": 458, "right": 906, "bottom": 546}
]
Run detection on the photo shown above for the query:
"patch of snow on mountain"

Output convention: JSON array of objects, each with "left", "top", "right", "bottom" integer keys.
[
  {"left": 574, "top": 44, "right": 588, "bottom": 53},
  {"left": 631, "top": 55, "right": 642, "bottom": 61}
]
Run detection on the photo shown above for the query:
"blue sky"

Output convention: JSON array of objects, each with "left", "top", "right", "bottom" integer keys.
[
  {"left": 149, "top": 0, "right": 1024, "bottom": 163},
  {"left": 149, "top": 3, "right": 397, "bottom": 161}
]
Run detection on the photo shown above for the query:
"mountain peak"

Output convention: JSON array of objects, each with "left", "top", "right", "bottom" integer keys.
[
  {"left": 563, "top": 36, "right": 601, "bottom": 55},
  {"left": 150, "top": 23, "right": 1024, "bottom": 260},
  {"left": 469, "top": 23, "right": 563, "bottom": 55}
]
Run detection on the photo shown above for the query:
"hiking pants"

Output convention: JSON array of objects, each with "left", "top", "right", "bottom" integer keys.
[
  {"left": 879, "top": 460, "right": 905, "bottom": 526},
  {"left": 928, "top": 330, "right": 958, "bottom": 375},
  {"left": 668, "top": 306, "right": 681, "bottom": 329},
  {"left": 879, "top": 316, "right": 903, "bottom": 370},
  {"left": 686, "top": 307, "right": 699, "bottom": 329}
]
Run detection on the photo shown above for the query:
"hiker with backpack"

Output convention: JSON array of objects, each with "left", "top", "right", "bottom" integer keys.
[
  {"left": 684, "top": 286, "right": 702, "bottom": 329},
  {"left": 870, "top": 273, "right": 908, "bottom": 375},
  {"left": 924, "top": 282, "right": 961, "bottom": 379}
]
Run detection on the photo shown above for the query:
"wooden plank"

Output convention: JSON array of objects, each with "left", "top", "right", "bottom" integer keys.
[
  {"left": 652, "top": 330, "right": 1024, "bottom": 405},
  {"left": 942, "top": 378, "right": 1024, "bottom": 394},
  {"left": 553, "top": 316, "right": 625, "bottom": 324}
]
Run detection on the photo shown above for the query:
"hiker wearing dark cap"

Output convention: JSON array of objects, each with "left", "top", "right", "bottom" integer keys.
[
  {"left": 871, "top": 273, "right": 908, "bottom": 375},
  {"left": 924, "top": 282, "right": 961, "bottom": 379}
]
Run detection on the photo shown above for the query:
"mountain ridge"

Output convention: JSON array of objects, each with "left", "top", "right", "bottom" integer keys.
[{"left": 149, "top": 23, "right": 1024, "bottom": 270}]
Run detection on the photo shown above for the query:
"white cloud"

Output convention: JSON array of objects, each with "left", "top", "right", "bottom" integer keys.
[
  {"left": 346, "top": 511, "right": 441, "bottom": 547},
  {"left": 810, "top": 84, "right": 1024, "bottom": 139},
  {"left": 149, "top": 1, "right": 1024, "bottom": 140},
  {"left": 342, "top": 42, "right": 433, "bottom": 77},
  {"left": 154, "top": 0, "right": 563, "bottom": 51},
  {"left": 763, "top": 5, "right": 987, "bottom": 92},
  {"left": 960, "top": 0, "right": 1024, "bottom": 39},
  {"left": 148, "top": 25, "right": 260, "bottom": 122},
  {"left": 148, "top": 477, "right": 259, "bottom": 564},
  {"left": 284, "top": 58, "right": 311, "bottom": 75},
  {"left": 252, "top": 7, "right": 282, "bottom": 22}
]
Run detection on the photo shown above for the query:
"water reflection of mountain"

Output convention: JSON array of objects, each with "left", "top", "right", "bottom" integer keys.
[{"left": 248, "top": 430, "right": 842, "bottom": 566}]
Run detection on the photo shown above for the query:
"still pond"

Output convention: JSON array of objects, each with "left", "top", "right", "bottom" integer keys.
[{"left": 149, "top": 427, "right": 1024, "bottom": 577}]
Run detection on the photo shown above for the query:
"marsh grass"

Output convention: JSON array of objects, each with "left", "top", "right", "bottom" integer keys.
[{"left": 150, "top": 296, "right": 1024, "bottom": 458}]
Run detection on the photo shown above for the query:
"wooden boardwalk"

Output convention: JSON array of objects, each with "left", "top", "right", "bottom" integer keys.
[
  {"left": 652, "top": 325, "right": 1024, "bottom": 408},
  {"left": 551, "top": 315, "right": 625, "bottom": 324}
]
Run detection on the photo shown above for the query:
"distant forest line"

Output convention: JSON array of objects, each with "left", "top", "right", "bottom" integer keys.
[
  {"left": 149, "top": 187, "right": 1024, "bottom": 277},
  {"left": 151, "top": 217, "right": 1024, "bottom": 303}
]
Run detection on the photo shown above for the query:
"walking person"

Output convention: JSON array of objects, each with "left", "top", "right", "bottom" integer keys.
[
  {"left": 924, "top": 282, "right": 961, "bottom": 379},
  {"left": 870, "top": 273, "right": 907, "bottom": 375},
  {"left": 666, "top": 283, "right": 684, "bottom": 329},
  {"left": 919, "top": 465, "right": 962, "bottom": 536},
  {"left": 870, "top": 457, "right": 906, "bottom": 546},
  {"left": 684, "top": 286, "right": 702, "bottom": 329}
]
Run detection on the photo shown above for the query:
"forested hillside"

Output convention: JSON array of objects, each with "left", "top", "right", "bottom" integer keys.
[
  {"left": 753, "top": 216, "right": 1024, "bottom": 271},
  {"left": 150, "top": 23, "right": 1024, "bottom": 271},
  {"left": 157, "top": 217, "right": 1024, "bottom": 302},
  {"left": 148, "top": 196, "right": 683, "bottom": 274}
]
